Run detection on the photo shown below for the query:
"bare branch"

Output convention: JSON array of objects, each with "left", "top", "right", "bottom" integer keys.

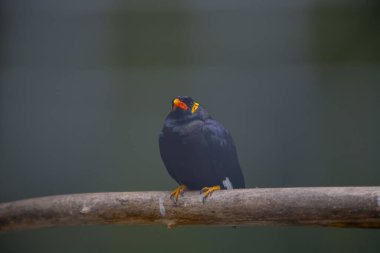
[{"left": 1, "top": 187, "right": 380, "bottom": 233}]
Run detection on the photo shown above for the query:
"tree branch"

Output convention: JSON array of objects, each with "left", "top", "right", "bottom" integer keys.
[{"left": 1, "top": 187, "right": 380, "bottom": 233}]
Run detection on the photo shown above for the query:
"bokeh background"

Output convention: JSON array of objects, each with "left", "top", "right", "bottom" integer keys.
[{"left": 1, "top": 0, "right": 380, "bottom": 252}]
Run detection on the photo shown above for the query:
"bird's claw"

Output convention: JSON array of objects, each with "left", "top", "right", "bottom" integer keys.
[
  {"left": 170, "top": 185, "right": 187, "bottom": 203},
  {"left": 200, "top": 185, "right": 221, "bottom": 203}
]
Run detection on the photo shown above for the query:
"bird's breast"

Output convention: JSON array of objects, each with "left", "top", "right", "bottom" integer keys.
[{"left": 161, "top": 120, "right": 205, "bottom": 155}]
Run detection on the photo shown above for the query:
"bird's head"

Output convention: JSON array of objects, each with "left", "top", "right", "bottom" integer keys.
[
  {"left": 166, "top": 96, "right": 208, "bottom": 123},
  {"left": 171, "top": 96, "right": 199, "bottom": 114}
]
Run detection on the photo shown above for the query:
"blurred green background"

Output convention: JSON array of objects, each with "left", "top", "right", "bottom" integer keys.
[{"left": 1, "top": 0, "right": 380, "bottom": 252}]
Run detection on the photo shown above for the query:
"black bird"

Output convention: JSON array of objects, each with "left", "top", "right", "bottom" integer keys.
[{"left": 159, "top": 96, "right": 245, "bottom": 202}]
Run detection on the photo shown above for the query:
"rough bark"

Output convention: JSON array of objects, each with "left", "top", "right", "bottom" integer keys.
[{"left": 1, "top": 187, "right": 380, "bottom": 233}]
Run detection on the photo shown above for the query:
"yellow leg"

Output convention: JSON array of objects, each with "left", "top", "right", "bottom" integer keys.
[
  {"left": 170, "top": 185, "right": 187, "bottom": 203},
  {"left": 200, "top": 185, "right": 221, "bottom": 202}
]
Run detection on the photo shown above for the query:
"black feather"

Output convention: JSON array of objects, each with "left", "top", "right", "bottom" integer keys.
[{"left": 159, "top": 96, "right": 245, "bottom": 190}]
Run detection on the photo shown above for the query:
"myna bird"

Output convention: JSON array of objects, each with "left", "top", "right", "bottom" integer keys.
[{"left": 159, "top": 96, "right": 245, "bottom": 202}]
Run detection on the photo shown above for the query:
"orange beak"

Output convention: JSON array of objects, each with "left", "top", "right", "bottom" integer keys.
[{"left": 173, "top": 98, "right": 189, "bottom": 111}]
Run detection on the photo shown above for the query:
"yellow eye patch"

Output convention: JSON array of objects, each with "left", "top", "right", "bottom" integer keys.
[{"left": 191, "top": 102, "right": 199, "bottom": 113}]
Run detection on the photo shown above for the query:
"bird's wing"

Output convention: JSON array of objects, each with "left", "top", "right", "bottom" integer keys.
[{"left": 201, "top": 119, "right": 245, "bottom": 189}]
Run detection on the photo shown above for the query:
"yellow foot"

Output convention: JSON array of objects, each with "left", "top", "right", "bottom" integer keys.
[
  {"left": 200, "top": 185, "right": 221, "bottom": 202},
  {"left": 170, "top": 185, "right": 187, "bottom": 203}
]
